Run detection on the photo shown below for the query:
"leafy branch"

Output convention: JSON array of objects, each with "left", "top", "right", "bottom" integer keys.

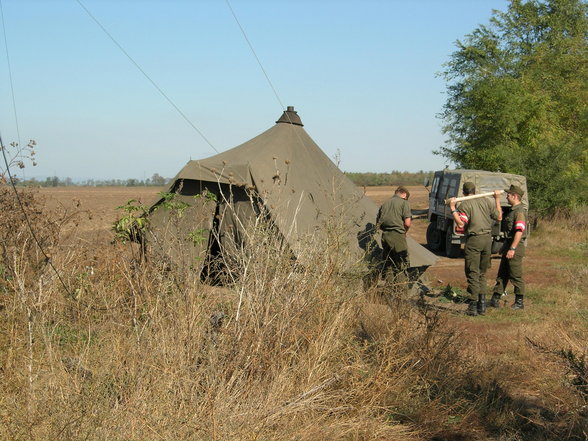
[{"left": 113, "top": 199, "right": 148, "bottom": 243}]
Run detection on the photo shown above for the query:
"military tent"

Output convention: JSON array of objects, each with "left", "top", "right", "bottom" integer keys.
[{"left": 147, "top": 107, "right": 436, "bottom": 280}]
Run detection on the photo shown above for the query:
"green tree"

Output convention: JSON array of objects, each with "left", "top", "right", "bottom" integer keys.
[
  {"left": 150, "top": 173, "right": 167, "bottom": 186},
  {"left": 44, "top": 176, "right": 60, "bottom": 187},
  {"left": 438, "top": 0, "right": 588, "bottom": 214}
]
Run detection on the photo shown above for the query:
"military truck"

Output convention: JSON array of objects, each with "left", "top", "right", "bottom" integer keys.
[{"left": 424, "top": 169, "right": 528, "bottom": 258}]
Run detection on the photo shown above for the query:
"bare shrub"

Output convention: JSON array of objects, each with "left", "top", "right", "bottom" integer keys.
[
  {"left": 0, "top": 187, "right": 61, "bottom": 290},
  {"left": 6, "top": 190, "right": 586, "bottom": 440},
  {"left": 0, "top": 195, "right": 473, "bottom": 439}
]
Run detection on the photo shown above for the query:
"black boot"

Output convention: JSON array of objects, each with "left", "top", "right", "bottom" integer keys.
[
  {"left": 489, "top": 293, "right": 501, "bottom": 308},
  {"left": 466, "top": 300, "right": 478, "bottom": 316},
  {"left": 511, "top": 294, "right": 524, "bottom": 310},
  {"left": 477, "top": 294, "right": 486, "bottom": 315}
]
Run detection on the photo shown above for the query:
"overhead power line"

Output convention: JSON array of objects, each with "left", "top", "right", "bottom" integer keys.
[
  {"left": 0, "top": 1, "right": 121, "bottom": 310},
  {"left": 0, "top": 0, "right": 22, "bottom": 150},
  {"left": 0, "top": 0, "right": 75, "bottom": 299},
  {"left": 225, "top": 0, "right": 286, "bottom": 112},
  {"left": 225, "top": 0, "right": 304, "bottom": 129},
  {"left": 75, "top": 0, "right": 219, "bottom": 153}
]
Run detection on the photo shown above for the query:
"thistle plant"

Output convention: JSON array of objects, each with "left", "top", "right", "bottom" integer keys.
[{"left": 0, "top": 139, "right": 37, "bottom": 184}]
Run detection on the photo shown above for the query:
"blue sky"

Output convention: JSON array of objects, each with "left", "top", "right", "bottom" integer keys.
[{"left": 0, "top": 0, "right": 509, "bottom": 180}]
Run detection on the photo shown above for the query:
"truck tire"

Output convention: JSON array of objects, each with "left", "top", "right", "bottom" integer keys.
[
  {"left": 445, "top": 228, "right": 461, "bottom": 258},
  {"left": 426, "top": 223, "right": 444, "bottom": 251}
]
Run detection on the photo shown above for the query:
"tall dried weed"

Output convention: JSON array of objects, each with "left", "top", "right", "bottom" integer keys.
[{"left": 2, "top": 188, "right": 586, "bottom": 440}]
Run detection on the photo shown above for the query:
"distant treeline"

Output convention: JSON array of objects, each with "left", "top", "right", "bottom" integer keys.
[
  {"left": 15, "top": 171, "right": 433, "bottom": 188},
  {"left": 344, "top": 171, "right": 433, "bottom": 187},
  {"left": 17, "top": 173, "right": 170, "bottom": 188}
]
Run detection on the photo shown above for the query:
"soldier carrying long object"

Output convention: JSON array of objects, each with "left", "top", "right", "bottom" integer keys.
[{"left": 449, "top": 182, "right": 502, "bottom": 316}]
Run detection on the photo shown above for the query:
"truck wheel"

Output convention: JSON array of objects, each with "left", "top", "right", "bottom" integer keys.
[
  {"left": 426, "top": 223, "right": 444, "bottom": 251},
  {"left": 445, "top": 229, "right": 461, "bottom": 258}
]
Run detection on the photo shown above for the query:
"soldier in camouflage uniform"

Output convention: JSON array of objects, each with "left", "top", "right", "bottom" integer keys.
[
  {"left": 377, "top": 186, "right": 412, "bottom": 280},
  {"left": 490, "top": 185, "right": 528, "bottom": 310},
  {"left": 449, "top": 182, "right": 502, "bottom": 316}
]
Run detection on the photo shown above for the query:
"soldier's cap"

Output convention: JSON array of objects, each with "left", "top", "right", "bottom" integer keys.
[
  {"left": 505, "top": 184, "right": 524, "bottom": 198},
  {"left": 462, "top": 181, "right": 476, "bottom": 193},
  {"left": 395, "top": 185, "right": 410, "bottom": 198}
]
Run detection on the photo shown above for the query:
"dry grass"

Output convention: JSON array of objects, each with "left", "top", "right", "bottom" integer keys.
[{"left": 1, "top": 187, "right": 588, "bottom": 440}]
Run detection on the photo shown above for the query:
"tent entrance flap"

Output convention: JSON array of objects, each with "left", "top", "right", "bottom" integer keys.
[
  {"left": 147, "top": 188, "right": 216, "bottom": 275},
  {"left": 199, "top": 185, "right": 262, "bottom": 284}
]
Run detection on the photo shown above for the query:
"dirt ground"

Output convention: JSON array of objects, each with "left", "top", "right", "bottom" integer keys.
[
  {"left": 38, "top": 186, "right": 165, "bottom": 244},
  {"left": 37, "top": 185, "right": 555, "bottom": 293}
]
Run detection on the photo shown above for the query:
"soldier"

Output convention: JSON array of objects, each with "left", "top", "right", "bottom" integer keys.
[
  {"left": 377, "top": 186, "right": 411, "bottom": 280},
  {"left": 449, "top": 182, "right": 502, "bottom": 316},
  {"left": 490, "top": 184, "right": 528, "bottom": 310}
]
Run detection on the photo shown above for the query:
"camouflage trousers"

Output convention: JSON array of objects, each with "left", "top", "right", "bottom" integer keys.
[
  {"left": 464, "top": 233, "right": 492, "bottom": 302},
  {"left": 493, "top": 244, "right": 525, "bottom": 297}
]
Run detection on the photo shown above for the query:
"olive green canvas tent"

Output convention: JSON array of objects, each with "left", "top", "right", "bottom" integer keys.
[{"left": 147, "top": 107, "right": 436, "bottom": 279}]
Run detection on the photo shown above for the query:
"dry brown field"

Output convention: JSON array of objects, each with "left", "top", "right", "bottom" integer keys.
[
  {"left": 4, "top": 185, "right": 584, "bottom": 439},
  {"left": 37, "top": 185, "right": 579, "bottom": 367},
  {"left": 39, "top": 186, "right": 165, "bottom": 241},
  {"left": 38, "top": 185, "right": 558, "bottom": 291}
]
